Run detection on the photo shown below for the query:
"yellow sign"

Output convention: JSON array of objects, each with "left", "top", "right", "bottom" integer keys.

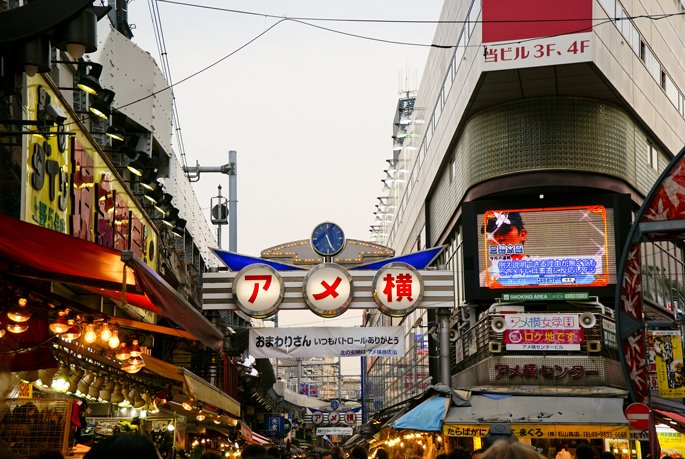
[
  {"left": 24, "top": 76, "right": 158, "bottom": 272},
  {"left": 654, "top": 332, "right": 685, "bottom": 398},
  {"left": 17, "top": 382, "right": 33, "bottom": 398},
  {"left": 444, "top": 424, "right": 629, "bottom": 439},
  {"left": 658, "top": 430, "right": 685, "bottom": 458}
]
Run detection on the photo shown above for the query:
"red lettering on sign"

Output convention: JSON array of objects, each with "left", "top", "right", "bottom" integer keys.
[
  {"left": 313, "top": 277, "right": 342, "bottom": 300},
  {"left": 244, "top": 275, "right": 273, "bottom": 303}
]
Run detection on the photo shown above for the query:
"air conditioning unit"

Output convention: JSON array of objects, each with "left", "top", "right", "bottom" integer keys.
[
  {"left": 587, "top": 341, "right": 601, "bottom": 353},
  {"left": 489, "top": 342, "right": 502, "bottom": 354}
]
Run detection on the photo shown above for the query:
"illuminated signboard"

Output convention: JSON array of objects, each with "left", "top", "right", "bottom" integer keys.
[
  {"left": 480, "top": 206, "right": 612, "bottom": 289},
  {"left": 462, "top": 195, "right": 631, "bottom": 301},
  {"left": 24, "top": 77, "right": 158, "bottom": 272}
]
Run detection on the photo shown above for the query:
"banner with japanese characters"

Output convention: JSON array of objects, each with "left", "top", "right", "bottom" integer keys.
[
  {"left": 503, "top": 313, "right": 582, "bottom": 351},
  {"left": 249, "top": 327, "right": 405, "bottom": 358},
  {"left": 653, "top": 331, "right": 685, "bottom": 398},
  {"left": 444, "top": 424, "right": 629, "bottom": 439}
]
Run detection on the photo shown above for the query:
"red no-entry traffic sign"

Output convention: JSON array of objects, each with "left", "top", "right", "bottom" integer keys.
[{"left": 625, "top": 403, "right": 650, "bottom": 430}]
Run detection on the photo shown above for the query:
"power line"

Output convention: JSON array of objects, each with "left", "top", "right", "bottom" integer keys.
[{"left": 156, "top": 0, "right": 685, "bottom": 24}]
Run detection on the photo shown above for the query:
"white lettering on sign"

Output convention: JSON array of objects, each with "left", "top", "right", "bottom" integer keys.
[
  {"left": 484, "top": 33, "right": 592, "bottom": 71},
  {"left": 372, "top": 262, "right": 424, "bottom": 317},
  {"left": 303, "top": 263, "right": 353, "bottom": 318},
  {"left": 232, "top": 264, "right": 284, "bottom": 318}
]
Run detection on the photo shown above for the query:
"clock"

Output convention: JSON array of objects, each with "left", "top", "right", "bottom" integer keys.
[{"left": 311, "top": 222, "right": 345, "bottom": 256}]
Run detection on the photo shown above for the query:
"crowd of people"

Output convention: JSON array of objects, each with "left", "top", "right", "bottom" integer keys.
[{"left": 7, "top": 436, "right": 672, "bottom": 459}]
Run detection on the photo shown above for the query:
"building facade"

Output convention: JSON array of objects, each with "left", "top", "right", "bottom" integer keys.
[{"left": 367, "top": 0, "right": 685, "bottom": 453}]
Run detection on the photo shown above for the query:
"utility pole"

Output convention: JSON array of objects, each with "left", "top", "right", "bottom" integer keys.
[
  {"left": 437, "top": 308, "right": 451, "bottom": 385},
  {"left": 184, "top": 150, "right": 238, "bottom": 252}
]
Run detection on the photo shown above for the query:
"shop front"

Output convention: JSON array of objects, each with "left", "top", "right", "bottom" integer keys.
[{"left": 443, "top": 395, "right": 630, "bottom": 457}]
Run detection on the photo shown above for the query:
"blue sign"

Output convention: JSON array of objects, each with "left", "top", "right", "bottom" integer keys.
[
  {"left": 330, "top": 400, "right": 339, "bottom": 411},
  {"left": 265, "top": 416, "right": 284, "bottom": 436}
]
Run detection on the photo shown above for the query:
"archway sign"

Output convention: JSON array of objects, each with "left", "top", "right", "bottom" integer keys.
[
  {"left": 615, "top": 144, "right": 685, "bottom": 458},
  {"left": 203, "top": 245, "right": 452, "bottom": 319}
]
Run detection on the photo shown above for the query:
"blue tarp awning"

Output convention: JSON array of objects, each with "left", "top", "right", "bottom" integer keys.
[{"left": 392, "top": 396, "right": 448, "bottom": 432}]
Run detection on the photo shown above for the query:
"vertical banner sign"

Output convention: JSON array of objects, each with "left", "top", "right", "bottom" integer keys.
[
  {"left": 455, "top": 338, "right": 464, "bottom": 364},
  {"left": 646, "top": 333, "right": 659, "bottom": 392},
  {"left": 482, "top": 0, "right": 593, "bottom": 71},
  {"left": 503, "top": 314, "right": 581, "bottom": 351},
  {"left": 602, "top": 319, "right": 617, "bottom": 350},
  {"left": 653, "top": 331, "right": 685, "bottom": 398},
  {"left": 249, "top": 327, "right": 404, "bottom": 358}
]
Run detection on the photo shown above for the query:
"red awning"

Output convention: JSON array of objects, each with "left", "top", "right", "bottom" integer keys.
[
  {"left": 654, "top": 409, "right": 685, "bottom": 427},
  {"left": 0, "top": 215, "right": 223, "bottom": 351}
]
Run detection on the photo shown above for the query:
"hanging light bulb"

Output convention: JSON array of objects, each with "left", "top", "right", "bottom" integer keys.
[
  {"left": 66, "top": 368, "right": 84, "bottom": 394},
  {"left": 122, "top": 355, "right": 145, "bottom": 374},
  {"left": 182, "top": 398, "right": 194, "bottom": 411},
  {"left": 0, "top": 323, "right": 5, "bottom": 338},
  {"left": 130, "top": 339, "right": 142, "bottom": 357},
  {"left": 6, "top": 320, "right": 28, "bottom": 334},
  {"left": 213, "top": 419, "right": 221, "bottom": 425},
  {"left": 51, "top": 365, "right": 71, "bottom": 392},
  {"left": 83, "top": 324, "right": 97, "bottom": 344},
  {"left": 49, "top": 311, "right": 70, "bottom": 334},
  {"left": 36, "top": 368, "right": 59, "bottom": 388},
  {"left": 63, "top": 320, "right": 81, "bottom": 340},
  {"left": 196, "top": 409, "right": 206, "bottom": 421},
  {"left": 108, "top": 329, "right": 120, "bottom": 349},
  {"left": 116, "top": 342, "right": 131, "bottom": 360},
  {"left": 100, "top": 323, "right": 112, "bottom": 342},
  {"left": 7, "top": 296, "right": 31, "bottom": 322}
]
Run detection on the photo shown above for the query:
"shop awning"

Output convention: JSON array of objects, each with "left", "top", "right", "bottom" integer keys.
[
  {"left": 393, "top": 395, "right": 449, "bottom": 432},
  {"left": 180, "top": 368, "right": 240, "bottom": 417},
  {"left": 251, "top": 431, "right": 271, "bottom": 445},
  {"left": 655, "top": 409, "right": 685, "bottom": 433},
  {"left": 443, "top": 395, "right": 628, "bottom": 425},
  {"left": 0, "top": 215, "right": 223, "bottom": 351}
]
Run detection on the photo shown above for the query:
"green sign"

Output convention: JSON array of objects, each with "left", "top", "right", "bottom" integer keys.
[
  {"left": 602, "top": 318, "right": 617, "bottom": 350},
  {"left": 502, "top": 292, "right": 589, "bottom": 301}
]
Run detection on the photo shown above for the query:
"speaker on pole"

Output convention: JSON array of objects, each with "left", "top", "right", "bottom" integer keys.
[
  {"left": 579, "top": 312, "right": 596, "bottom": 329},
  {"left": 491, "top": 317, "right": 507, "bottom": 333}
]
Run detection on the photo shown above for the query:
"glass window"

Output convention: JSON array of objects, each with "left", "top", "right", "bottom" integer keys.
[
  {"left": 455, "top": 31, "right": 466, "bottom": 68},
  {"left": 665, "top": 74, "right": 679, "bottom": 108},
  {"left": 644, "top": 46, "right": 660, "bottom": 82},
  {"left": 468, "top": 0, "right": 480, "bottom": 38},
  {"left": 599, "top": 0, "right": 616, "bottom": 19}
]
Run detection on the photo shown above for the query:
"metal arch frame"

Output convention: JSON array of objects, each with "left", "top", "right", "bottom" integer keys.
[{"left": 614, "top": 144, "right": 685, "bottom": 404}]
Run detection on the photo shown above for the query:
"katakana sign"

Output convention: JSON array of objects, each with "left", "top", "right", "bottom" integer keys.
[
  {"left": 232, "top": 264, "right": 284, "bottom": 318},
  {"left": 248, "top": 327, "right": 404, "bottom": 359},
  {"left": 503, "top": 313, "right": 582, "bottom": 351},
  {"left": 372, "top": 262, "right": 424, "bottom": 317},
  {"left": 303, "top": 263, "right": 353, "bottom": 318},
  {"left": 494, "top": 363, "right": 599, "bottom": 380}
]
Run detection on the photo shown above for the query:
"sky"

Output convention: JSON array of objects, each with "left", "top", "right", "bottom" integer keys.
[{"left": 125, "top": 0, "right": 444, "bottom": 373}]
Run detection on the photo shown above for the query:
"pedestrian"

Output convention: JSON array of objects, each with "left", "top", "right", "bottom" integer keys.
[
  {"left": 480, "top": 441, "right": 545, "bottom": 459},
  {"left": 201, "top": 454, "right": 222, "bottom": 459},
  {"left": 600, "top": 452, "right": 615, "bottom": 459},
  {"left": 28, "top": 452, "right": 64, "bottom": 459},
  {"left": 268, "top": 447, "right": 282, "bottom": 459},
  {"left": 555, "top": 445, "right": 572, "bottom": 459},
  {"left": 575, "top": 444, "right": 594, "bottom": 459},
  {"left": 449, "top": 446, "right": 467, "bottom": 459},
  {"left": 351, "top": 446, "right": 368, "bottom": 459},
  {"left": 83, "top": 435, "right": 160, "bottom": 459},
  {"left": 376, "top": 449, "right": 388, "bottom": 459},
  {"left": 331, "top": 446, "right": 345, "bottom": 459},
  {"left": 242, "top": 445, "right": 268, "bottom": 459},
  {"left": 471, "top": 449, "right": 484, "bottom": 459}
]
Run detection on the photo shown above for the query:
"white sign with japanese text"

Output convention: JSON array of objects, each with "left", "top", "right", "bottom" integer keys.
[
  {"left": 483, "top": 33, "right": 592, "bottom": 71},
  {"left": 316, "top": 427, "right": 353, "bottom": 436},
  {"left": 372, "top": 262, "right": 424, "bottom": 317},
  {"left": 503, "top": 313, "right": 581, "bottom": 351},
  {"left": 249, "top": 327, "right": 405, "bottom": 359},
  {"left": 303, "top": 263, "right": 354, "bottom": 318},
  {"left": 232, "top": 264, "right": 284, "bottom": 318}
]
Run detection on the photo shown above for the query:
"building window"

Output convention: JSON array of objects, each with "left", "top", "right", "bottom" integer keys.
[
  {"left": 648, "top": 140, "right": 658, "bottom": 171},
  {"left": 640, "top": 40, "right": 646, "bottom": 62}
]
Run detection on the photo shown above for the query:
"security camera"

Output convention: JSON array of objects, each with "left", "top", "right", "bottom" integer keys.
[{"left": 46, "top": 104, "right": 67, "bottom": 125}]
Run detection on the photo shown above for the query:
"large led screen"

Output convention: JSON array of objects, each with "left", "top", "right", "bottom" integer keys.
[{"left": 477, "top": 206, "right": 616, "bottom": 289}]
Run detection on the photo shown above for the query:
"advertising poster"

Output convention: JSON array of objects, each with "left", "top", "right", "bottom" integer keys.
[
  {"left": 503, "top": 313, "right": 581, "bottom": 351},
  {"left": 479, "top": 206, "right": 614, "bottom": 289},
  {"left": 455, "top": 338, "right": 464, "bottom": 364},
  {"left": 654, "top": 331, "right": 685, "bottom": 397},
  {"left": 647, "top": 332, "right": 660, "bottom": 392},
  {"left": 658, "top": 429, "right": 685, "bottom": 458},
  {"left": 467, "top": 329, "right": 478, "bottom": 356}
]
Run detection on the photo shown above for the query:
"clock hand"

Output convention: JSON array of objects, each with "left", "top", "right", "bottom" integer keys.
[{"left": 326, "top": 233, "right": 334, "bottom": 250}]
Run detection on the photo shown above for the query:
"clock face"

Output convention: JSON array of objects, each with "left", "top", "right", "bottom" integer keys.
[{"left": 311, "top": 222, "right": 345, "bottom": 256}]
